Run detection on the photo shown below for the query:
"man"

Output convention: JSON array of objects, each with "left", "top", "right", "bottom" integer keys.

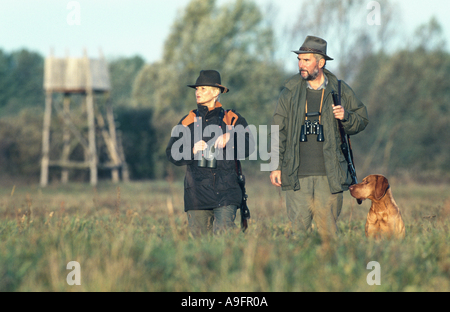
[
  {"left": 270, "top": 36, "right": 368, "bottom": 237},
  {"left": 166, "top": 70, "right": 254, "bottom": 237}
]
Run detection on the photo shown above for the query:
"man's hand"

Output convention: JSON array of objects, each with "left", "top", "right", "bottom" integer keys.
[
  {"left": 193, "top": 140, "right": 207, "bottom": 154},
  {"left": 332, "top": 104, "right": 346, "bottom": 120},
  {"left": 270, "top": 170, "right": 282, "bottom": 187},
  {"left": 214, "top": 133, "right": 230, "bottom": 149}
]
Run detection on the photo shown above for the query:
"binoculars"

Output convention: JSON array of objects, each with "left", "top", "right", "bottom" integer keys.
[
  {"left": 300, "top": 120, "right": 324, "bottom": 142},
  {"left": 198, "top": 144, "right": 217, "bottom": 169}
]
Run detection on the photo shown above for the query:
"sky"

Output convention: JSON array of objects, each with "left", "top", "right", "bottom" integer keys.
[{"left": 1, "top": 0, "right": 449, "bottom": 65}]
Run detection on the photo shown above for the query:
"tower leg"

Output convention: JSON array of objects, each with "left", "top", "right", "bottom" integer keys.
[
  {"left": 86, "top": 91, "right": 97, "bottom": 186},
  {"left": 117, "top": 131, "right": 130, "bottom": 182},
  {"left": 40, "top": 91, "right": 52, "bottom": 187},
  {"left": 61, "top": 94, "right": 71, "bottom": 184},
  {"left": 105, "top": 94, "right": 119, "bottom": 183}
]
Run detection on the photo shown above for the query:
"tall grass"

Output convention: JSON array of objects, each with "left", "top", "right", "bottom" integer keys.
[{"left": 0, "top": 176, "right": 449, "bottom": 291}]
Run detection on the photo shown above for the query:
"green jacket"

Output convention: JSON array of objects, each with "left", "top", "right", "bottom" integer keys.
[{"left": 271, "top": 69, "right": 369, "bottom": 193}]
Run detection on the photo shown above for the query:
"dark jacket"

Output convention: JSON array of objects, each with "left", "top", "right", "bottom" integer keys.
[
  {"left": 271, "top": 69, "right": 369, "bottom": 193},
  {"left": 166, "top": 102, "right": 254, "bottom": 211}
]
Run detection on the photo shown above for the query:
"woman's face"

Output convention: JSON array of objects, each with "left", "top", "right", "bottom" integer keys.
[{"left": 195, "top": 86, "right": 220, "bottom": 107}]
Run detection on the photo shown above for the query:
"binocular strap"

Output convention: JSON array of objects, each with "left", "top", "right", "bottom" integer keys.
[{"left": 305, "top": 88, "right": 325, "bottom": 124}]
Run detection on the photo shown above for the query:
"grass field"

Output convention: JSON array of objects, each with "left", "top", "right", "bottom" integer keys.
[{"left": 1, "top": 174, "right": 449, "bottom": 292}]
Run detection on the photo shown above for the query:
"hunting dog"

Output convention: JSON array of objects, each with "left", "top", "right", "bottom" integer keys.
[{"left": 349, "top": 174, "right": 405, "bottom": 239}]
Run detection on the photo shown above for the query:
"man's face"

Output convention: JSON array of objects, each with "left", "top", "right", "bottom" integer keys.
[
  {"left": 297, "top": 53, "right": 320, "bottom": 81},
  {"left": 195, "top": 86, "right": 220, "bottom": 106}
]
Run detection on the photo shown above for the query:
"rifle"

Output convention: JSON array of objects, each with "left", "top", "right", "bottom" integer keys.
[
  {"left": 235, "top": 160, "right": 250, "bottom": 232},
  {"left": 332, "top": 80, "right": 362, "bottom": 205}
]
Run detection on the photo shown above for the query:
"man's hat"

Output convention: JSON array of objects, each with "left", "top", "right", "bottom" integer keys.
[
  {"left": 187, "top": 70, "right": 229, "bottom": 93},
  {"left": 292, "top": 36, "right": 333, "bottom": 61}
]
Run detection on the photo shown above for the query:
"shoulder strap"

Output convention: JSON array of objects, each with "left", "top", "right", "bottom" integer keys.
[
  {"left": 338, "top": 80, "right": 341, "bottom": 106},
  {"left": 219, "top": 107, "right": 225, "bottom": 123}
]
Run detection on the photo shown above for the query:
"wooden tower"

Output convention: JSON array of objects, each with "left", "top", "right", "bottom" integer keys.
[{"left": 40, "top": 49, "right": 129, "bottom": 186}]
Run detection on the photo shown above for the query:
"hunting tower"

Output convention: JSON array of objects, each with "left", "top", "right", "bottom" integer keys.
[{"left": 40, "top": 49, "right": 129, "bottom": 186}]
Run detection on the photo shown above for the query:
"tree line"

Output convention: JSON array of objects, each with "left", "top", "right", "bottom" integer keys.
[{"left": 0, "top": 0, "right": 448, "bottom": 183}]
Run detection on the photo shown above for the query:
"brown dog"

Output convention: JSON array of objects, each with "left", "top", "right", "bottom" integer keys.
[{"left": 349, "top": 175, "right": 405, "bottom": 239}]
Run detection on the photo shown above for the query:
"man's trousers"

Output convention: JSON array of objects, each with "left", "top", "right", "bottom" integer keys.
[{"left": 286, "top": 176, "right": 343, "bottom": 237}]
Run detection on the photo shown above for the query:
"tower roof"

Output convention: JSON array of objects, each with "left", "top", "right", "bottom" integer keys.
[{"left": 44, "top": 51, "right": 110, "bottom": 93}]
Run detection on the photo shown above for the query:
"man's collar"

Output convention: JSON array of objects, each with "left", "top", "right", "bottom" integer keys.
[{"left": 306, "top": 74, "right": 328, "bottom": 90}]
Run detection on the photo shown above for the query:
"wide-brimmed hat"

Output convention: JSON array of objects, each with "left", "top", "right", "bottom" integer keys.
[
  {"left": 187, "top": 70, "right": 229, "bottom": 93},
  {"left": 292, "top": 36, "right": 333, "bottom": 61}
]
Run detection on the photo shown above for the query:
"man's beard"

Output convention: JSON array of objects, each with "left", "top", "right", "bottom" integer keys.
[{"left": 300, "top": 67, "right": 319, "bottom": 81}]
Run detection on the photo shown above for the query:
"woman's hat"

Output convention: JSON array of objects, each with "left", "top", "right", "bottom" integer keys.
[
  {"left": 187, "top": 70, "right": 229, "bottom": 93},
  {"left": 292, "top": 36, "right": 333, "bottom": 61}
]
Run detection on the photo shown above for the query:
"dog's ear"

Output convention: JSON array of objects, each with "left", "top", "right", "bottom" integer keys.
[{"left": 375, "top": 175, "right": 390, "bottom": 200}]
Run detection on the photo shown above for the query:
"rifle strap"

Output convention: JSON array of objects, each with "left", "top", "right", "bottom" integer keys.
[
  {"left": 338, "top": 80, "right": 341, "bottom": 106},
  {"left": 235, "top": 159, "right": 242, "bottom": 177},
  {"left": 337, "top": 80, "right": 357, "bottom": 175},
  {"left": 336, "top": 80, "right": 345, "bottom": 137}
]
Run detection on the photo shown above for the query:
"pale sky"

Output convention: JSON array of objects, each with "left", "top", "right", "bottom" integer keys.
[{"left": 1, "top": 0, "right": 449, "bottom": 65}]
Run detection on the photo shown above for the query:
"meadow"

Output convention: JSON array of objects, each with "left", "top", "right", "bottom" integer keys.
[{"left": 1, "top": 174, "right": 449, "bottom": 292}]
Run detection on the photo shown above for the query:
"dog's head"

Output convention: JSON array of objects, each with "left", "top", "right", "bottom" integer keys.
[{"left": 349, "top": 174, "right": 390, "bottom": 202}]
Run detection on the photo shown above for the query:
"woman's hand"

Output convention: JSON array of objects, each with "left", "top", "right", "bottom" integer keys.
[
  {"left": 214, "top": 133, "right": 230, "bottom": 149},
  {"left": 193, "top": 140, "right": 208, "bottom": 154}
]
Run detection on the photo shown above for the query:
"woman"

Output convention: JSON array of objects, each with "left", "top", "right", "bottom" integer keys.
[{"left": 166, "top": 70, "right": 254, "bottom": 237}]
